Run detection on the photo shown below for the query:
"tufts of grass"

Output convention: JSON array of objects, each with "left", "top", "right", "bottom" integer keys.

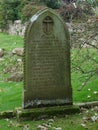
[
  {"left": 0, "top": 33, "right": 98, "bottom": 111},
  {"left": 73, "top": 76, "right": 98, "bottom": 102},
  {"left": 0, "top": 114, "right": 98, "bottom": 130},
  {"left": 0, "top": 32, "right": 23, "bottom": 51},
  {"left": 71, "top": 48, "right": 98, "bottom": 102},
  {"left": 0, "top": 82, "right": 23, "bottom": 111}
]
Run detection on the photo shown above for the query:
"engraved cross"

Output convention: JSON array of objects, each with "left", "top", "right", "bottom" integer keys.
[{"left": 43, "top": 16, "right": 53, "bottom": 34}]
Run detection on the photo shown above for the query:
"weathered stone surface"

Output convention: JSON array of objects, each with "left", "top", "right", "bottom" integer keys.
[
  {"left": 12, "top": 48, "right": 24, "bottom": 56},
  {"left": 23, "top": 8, "right": 72, "bottom": 108},
  {"left": 74, "top": 101, "right": 98, "bottom": 108},
  {"left": 16, "top": 106, "right": 80, "bottom": 121},
  {"left": 0, "top": 48, "right": 4, "bottom": 57},
  {"left": 7, "top": 20, "right": 26, "bottom": 36},
  {"left": 7, "top": 72, "right": 23, "bottom": 82}
]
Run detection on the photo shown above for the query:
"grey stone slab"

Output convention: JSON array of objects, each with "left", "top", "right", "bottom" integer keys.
[{"left": 23, "top": 8, "right": 72, "bottom": 108}]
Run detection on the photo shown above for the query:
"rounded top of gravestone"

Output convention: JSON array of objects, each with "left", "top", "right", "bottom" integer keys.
[
  {"left": 30, "top": 8, "right": 64, "bottom": 24},
  {"left": 24, "top": 8, "right": 70, "bottom": 43}
]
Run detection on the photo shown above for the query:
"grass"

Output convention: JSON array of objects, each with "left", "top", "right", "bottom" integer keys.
[
  {"left": 0, "top": 32, "right": 98, "bottom": 129},
  {"left": 73, "top": 75, "right": 98, "bottom": 102},
  {"left": 0, "top": 33, "right": 98, "bottom": 112},
  {"left": 0, "top": 113, "right": 98, "bottom": 130},
  {"left": 71, "top": 48, "right": 98, "bottom": 102},
  {"left": 0, "top": 33, "right": 23, "bottom": 111},
  {"left": 0, "top": 32, "right": 23, "bottom": 51},
  {"left": 0, "top": 82, "right": 23, "bottom": 111}
]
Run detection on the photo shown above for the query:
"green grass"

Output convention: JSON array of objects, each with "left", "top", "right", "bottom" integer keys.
[
  {"left": 0, "top": 33, "right": 23, "bottom": 111},
  {"left": 0, "top": 32, "right": 23, "bottom": 51},
  {"left": 71, "top": 48, "right": 98, "bottom": 102},
  {"left": 0, "top": 32, "right": 98, "bottom": 130},
  {"left": 0, "top": 113, "right": 98, "bottom": 130},
  {"left": 0, "top": 82, "right": 22, "bottom": 111},
  {"left": 73, "top": 76, "right": 98, "bottom": 102},
  {"left": 0, "top": 33, "right": 98, "bottom": 111}
]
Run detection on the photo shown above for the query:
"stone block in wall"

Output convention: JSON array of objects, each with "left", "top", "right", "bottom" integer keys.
[{"left": 7, "top": 20, "right": 27, "bottom": 36}]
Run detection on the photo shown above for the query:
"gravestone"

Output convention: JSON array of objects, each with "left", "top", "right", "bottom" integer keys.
[{"left": 23, "top": 8, "right": 72, "bottom": 109}]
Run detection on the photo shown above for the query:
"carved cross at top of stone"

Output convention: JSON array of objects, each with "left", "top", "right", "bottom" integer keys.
[{"left": 43, "top": 16, "right": 53, "bottom": 35}]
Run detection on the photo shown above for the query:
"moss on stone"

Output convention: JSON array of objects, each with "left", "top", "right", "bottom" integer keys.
[
  {"left": 16, "top": 105, "right": 80, "bottom": 121},
  {"left": 0, "top": 111, "right": 14, "bottom": 119}
]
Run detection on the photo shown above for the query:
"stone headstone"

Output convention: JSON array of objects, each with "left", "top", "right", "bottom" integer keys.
[{"left": 23, "top": 8, "right": 72, "bottom": 108}]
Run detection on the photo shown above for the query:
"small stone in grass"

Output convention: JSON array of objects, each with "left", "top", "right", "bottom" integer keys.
[
  {"left": 93, "top": 91, "right": 98, "bottom": 94},
  {"left": 37, "top": 125, "right": 48, "bottom": 130},
  {"left": 88, "top": 88, "right": 91, "bottom": 91},
  {"left": 87, "top": 95, "right": 91, "bottom": 98}
]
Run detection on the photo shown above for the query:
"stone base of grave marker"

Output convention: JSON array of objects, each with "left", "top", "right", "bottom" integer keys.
[{"left": 16, "top": 106, "right": 80, "bottom": 121}]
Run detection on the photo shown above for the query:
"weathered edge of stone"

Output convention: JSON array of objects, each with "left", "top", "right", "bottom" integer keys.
[
  {"left": 1, "top": 101, "right": 98, "bottom": 120},
  {"left": 15, "top": 105, "right": 80, "bottom": 121},
  {"left": 0, "top": 110, "right": 14, "bottom": 119},
  {"left": 74, "top": 101, "right": 98, "bottom": 108}
]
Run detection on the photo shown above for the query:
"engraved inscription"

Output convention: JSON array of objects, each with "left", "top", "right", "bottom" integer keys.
[{"left": 28, "top": 40, "right": 66, "bottom": 89}]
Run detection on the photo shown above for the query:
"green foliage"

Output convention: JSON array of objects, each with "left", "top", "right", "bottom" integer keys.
[
  {"left": 0, "top": 0, "right": 97, "bottom": 29},
  {"left": 71, "top": 48, "right": 98, "bottom": 102},
  {"left": 76, "top": 0, "right": 98, "bottom": 7},
  {"left": 0, "top": 33, "right": 23, "bottom": 51},
  {"left": 59, "top": 3, "right": 93, "bottom": 22},
  {"left": 0, "top": 33, "right": 23, "bottom": 86},
  {"left": 0, "top": 33, "right": 98, "bottom": 112},
  {"left": 45, "top": 0, "right": 61, "bottom": 9},
  {"left": 1, "top": 0, "right": 45, "bottom": 23},
  {"left": 19, "top": 2, "right": 41, "bottom": 22},
  {"left": 0, "top": 82, "right": 22, "bottom": 111},
  {"left": 0, "top": 33, "right": 23, "bottom": 111},
  {"left": 0, "top": 110, "right": 98, "bottom": 130},
  {"left": 0, "top": 0, "right": 20, "bottom": 30},
  {"left": 85, "top": 0, "right": 98, "bottom": 7},
  {"left": 95, "top": 7, "right": 98, "bottom": 17}
]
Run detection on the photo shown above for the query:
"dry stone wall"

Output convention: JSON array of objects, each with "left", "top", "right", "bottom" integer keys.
[
  {"left": 2, "top": 18, "right": 97, "bottom": 49},
  {"left": 7, "top": 20, "right": 27, "bottom": 36}
]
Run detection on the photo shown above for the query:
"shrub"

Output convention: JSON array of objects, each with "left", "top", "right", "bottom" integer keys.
[
  {"left": 59, "top": 2, "right": 94, "bottom": 22},
  {"left": 0, "top": 0, "right": 20, "bottom": 30},
  {"left": 45, "top": 0, "right": 61, "bottom": 9},
  {"left": 20, "top": 2, "right": 45, "bottom": 22},
  {"left": 76, "top": 0, "right": 98, "bottom": 7}
]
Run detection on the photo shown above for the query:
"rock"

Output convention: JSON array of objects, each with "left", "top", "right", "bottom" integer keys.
[
  {"left": 47, "top": 119, "right": 54, "bottom": 126},
  {"left": 53, "top": 127, "right": 62, "bottom": 130},
  {"left": 7, "top": 72, "right": 23, "bottom": 82},
  {"left": 91, "top": 115, "right": 98, "bottom": 122},
  {"left": 0, "top": 48, "right": 4, "bottom": 57},
  {"left": 17, "top": 59, "right": 22, "bottom": 62},
  {"left": 0, "top": 58, "right": 4, "bottom": 61},
  {"left": 12, "top": 48, "right": 24, "bottom": 56},
  {"left": 17, "top": 58, "right": 23, "bottom": 66},
  {"left": 48, "top": 119, "right": 54, "bottom": 123},
  {"left": 42, "top": 123, "right": 51, "bottom": 128},
  {"left": 37, "top": 125, "right": 48, "bottom": 130},
  {"left": 23, "top": 124, "right": 30, "bottom": 130},
  {"left": 94, "top": 106, "right": 98, "bottom": 112}
]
